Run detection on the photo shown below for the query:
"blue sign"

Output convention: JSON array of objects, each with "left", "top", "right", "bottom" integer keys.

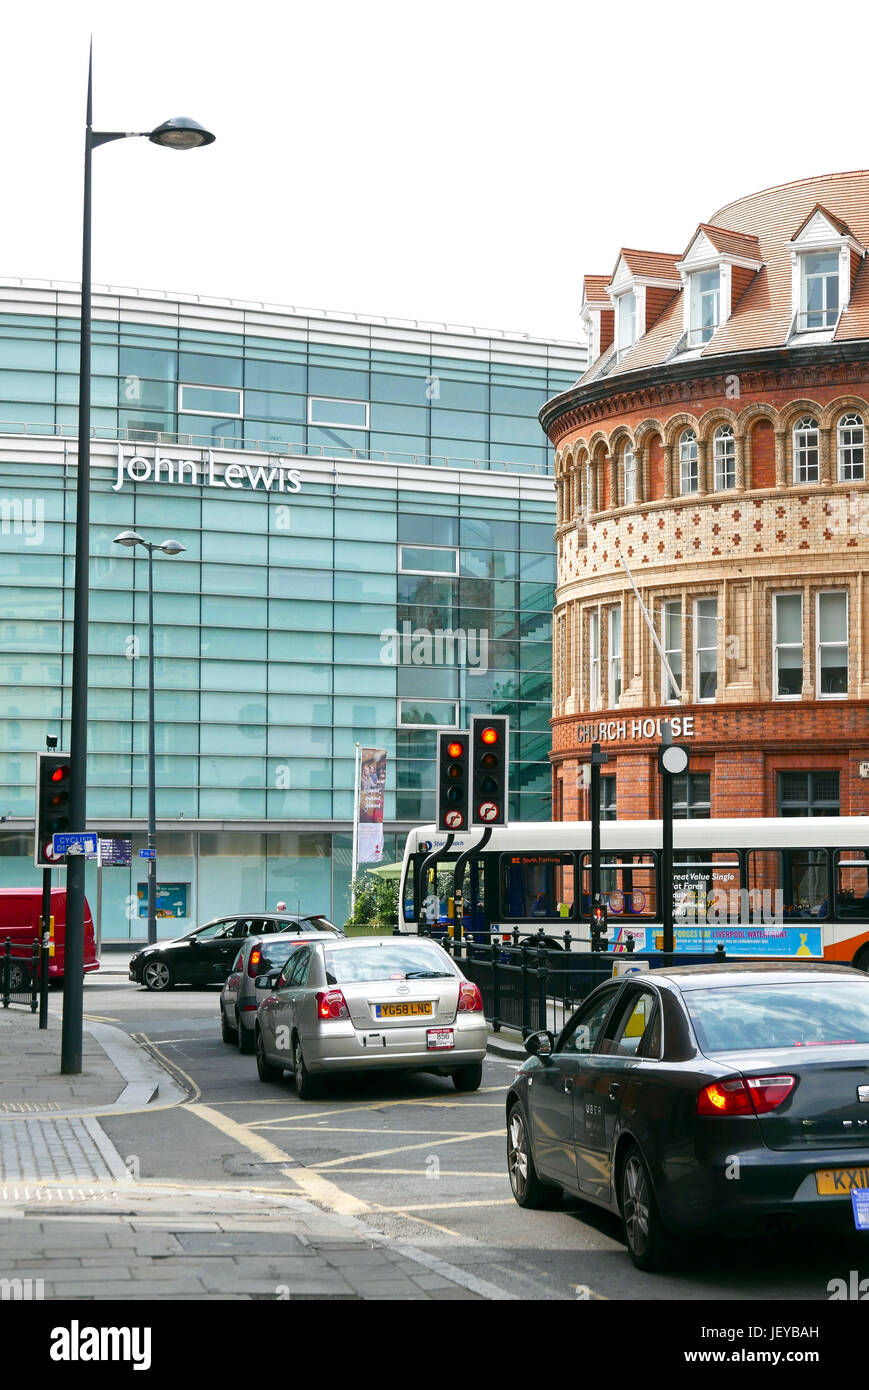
[
  {"left": 99, "top": 838, "right": 132, "bottom": 867},
  {"left": 139, "top": 847, "right": 156, "bottom": 860},
  {"left": 52, "top": 832, "right": 97, "bottom": 858},
  {"left": 852, "top": 1190, "right": 869, "bottom": 1232}
]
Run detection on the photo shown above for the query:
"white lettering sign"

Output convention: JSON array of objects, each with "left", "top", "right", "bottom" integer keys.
[
  {"left": 112, "top": 445, "right": 302, "bottom": 495},
  {"left": 576, "top": 715, "right": 696, "bottom": 743}
]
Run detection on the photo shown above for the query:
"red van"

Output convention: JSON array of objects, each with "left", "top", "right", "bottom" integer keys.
[{"left": 0, "top": 888, "right": 99, "bottom": 989}]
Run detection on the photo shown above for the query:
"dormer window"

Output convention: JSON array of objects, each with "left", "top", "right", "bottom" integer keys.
[
  {"left": 617, "top": 292, "right": 638, "bottom": 357},
  {"left": 787, "top": 204, "right": 865, "bottom": 340},
  {"left": 801, "top": 252, "right": 839, "bottom": 331},
  {"left": 690, "top": 269, "right": 721, "bottom": 345},
  {"left": 676, "top": 225, "right": 763, "bottom": 353}
]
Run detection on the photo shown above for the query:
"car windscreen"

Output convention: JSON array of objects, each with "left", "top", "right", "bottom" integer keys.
[
  {"left": 324, "top": 942, "right": 457, "bottom": 984},
  {"left": 684, "top": 980, "right": 869, "bottom": 1053}
]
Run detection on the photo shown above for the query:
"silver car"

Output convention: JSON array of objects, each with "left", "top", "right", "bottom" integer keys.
[
  {"left": 220, "top": 928, "right": 342, "bottom": 1054},
  {"left": 254, "top": 936, "right": 488, "bottom": 1097}
]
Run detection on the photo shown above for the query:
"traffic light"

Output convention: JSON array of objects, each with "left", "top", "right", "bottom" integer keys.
[
  {"left": 470, "top": 715, "right": 509, "bottom": 827},
  {"left": 35, "top": 752, "right": 72, "bottom": 868},
  {"left": 591, "top": 893, "right": 608, "bottom": 952},
  {"left": 436, "top": 731, "right": 470, "bottom": 832}
]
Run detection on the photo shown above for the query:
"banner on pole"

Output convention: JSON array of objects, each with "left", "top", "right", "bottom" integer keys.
[{"left": 357, "top": 748, "right": 387, "bottom": 864}]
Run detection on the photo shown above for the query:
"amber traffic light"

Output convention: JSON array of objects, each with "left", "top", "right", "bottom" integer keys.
[
  {"left": 35, "top": 751, "right": 72, "bottom": 867},
  {"left": 436, "top": 731, "right": 470, "bottom": 831},
  {"left": 470, "top": 715, "right": 509, "bottom": 827}
]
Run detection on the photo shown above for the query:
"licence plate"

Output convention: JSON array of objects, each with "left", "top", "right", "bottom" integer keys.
[
  {"left": 427, "top": 1028, "right": 455, "bottom": 1050},
  {"left": 375, "top": 1001, "right": 433, "bottom": 1018},
  {"left": 814, "top": 1166, "right": 869, "bottom": 1195}
]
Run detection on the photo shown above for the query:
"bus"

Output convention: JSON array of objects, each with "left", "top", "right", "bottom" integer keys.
[{"left": 398, "top": 818, "right": 869, "bottom": 968}]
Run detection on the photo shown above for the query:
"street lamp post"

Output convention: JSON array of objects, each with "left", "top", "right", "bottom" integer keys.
[
  {"left": 62, "top": 42, "right": 213, "bottom": 1073},
  {"left": 657, "top": 721, "right": 690, "bottom": 957},
  {"left": 114, "top": 533, "right": 186, "bottom": 946}
]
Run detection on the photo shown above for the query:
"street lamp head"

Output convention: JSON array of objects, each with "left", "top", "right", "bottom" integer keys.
[
  {"left": 148, "top": 117, "right": 215, "bottom": 151},
  {"left": 160, "top": 540, "right": 186, "bottom": 556},
  {"left": 114, "top": 530, "right": 144, "bottom": 548}
]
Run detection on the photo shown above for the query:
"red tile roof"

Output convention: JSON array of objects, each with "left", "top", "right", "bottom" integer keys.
[
  {"left": 689, "top": 223, "right": 762, "bottom": 261},
  {"left": 582, "top": 275, "right": 611, "bottom": 304},
  {"left": 611, "top": 249, "right": 682, "bottom": 284},
  {"left": 582, "top": 171, "right": 869, "bottom": 377}
]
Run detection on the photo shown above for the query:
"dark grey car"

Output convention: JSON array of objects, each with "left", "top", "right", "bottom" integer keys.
[{"left": 505, "top": 962, "right": 869, "bottom": 1270}]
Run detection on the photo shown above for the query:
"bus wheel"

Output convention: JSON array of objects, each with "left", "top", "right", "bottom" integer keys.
[{"left": 852, "top": 945, "right": 869, "bottom": 973}]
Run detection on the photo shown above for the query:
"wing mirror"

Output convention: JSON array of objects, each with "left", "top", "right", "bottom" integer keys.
[
  {"left": 524, "top": 1030, "right": 554, "bottom": 1058},
  {"left": 255, "top": 971, "right": 281, "bottom": 989}
]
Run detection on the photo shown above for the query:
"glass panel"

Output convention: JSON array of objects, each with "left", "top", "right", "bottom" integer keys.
[
  {"left": 308, "top": 397, "right": 368, "bottom": 428},
  {"left": 776, "top": 593, "right": 802, "bottom": 645}
]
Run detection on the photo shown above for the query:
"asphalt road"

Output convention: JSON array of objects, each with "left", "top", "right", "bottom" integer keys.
[{"left": 86, "top": 974, "right": 865, "bottom": 1302}]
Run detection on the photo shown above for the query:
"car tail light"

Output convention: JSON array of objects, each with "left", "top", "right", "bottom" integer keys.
[
  {"left": 247, "top": 942, "right": 264, "bottom": 978},
  {"left": 697, "top": 1075, "right": 796, "bottom": 1117},
  {"left": 457, "top": 981, "right": 483, "bottom": 1012},
  {"left": 316, "top": 989, "right": 349, "bottom": 1020}
]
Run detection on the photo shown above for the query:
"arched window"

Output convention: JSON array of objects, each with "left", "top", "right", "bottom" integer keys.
[
  {"left": 793, "top": 416, "right": 820, "bottom": 483},
  {"left": 837, "top": 412, "right": 865, "bottom": 482},
  {"left": 713, "top": 425, "right": 735, "bottom": 490},
  {"left": 623, "top": 444, "right": 636, "bottom": 505},
  {"left": 679, "top": 429, "right": 698, "bottom": 494}
]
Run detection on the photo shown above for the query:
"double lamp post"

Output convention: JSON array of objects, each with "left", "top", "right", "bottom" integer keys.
[{"left": 62, "top": 46, "right": 214, "bottom": 1074}]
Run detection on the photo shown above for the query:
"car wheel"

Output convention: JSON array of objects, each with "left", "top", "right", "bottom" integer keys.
[
  {"left": 620, "top": 1143, "right": 675, "bottom": 1271},
  {"left": 255, "top": 1026, "right": 282, "bottom": 1083},
  {"left": 237, "top": 1013, "right": 255, "bottom": 1054},
  {"left": 452, "top": 1062, "right": 483, "bottom": 1092},
  {"left": 220, "top": 1007, "right": 236, "bottom": 1044},
  {"left": 142, "top": 960, "right": 174, "bottom": 992},
  {"left": 293, "top": 1036, "right": 323, "bottom": 1101},
  {"left": 507, "top": 1102, "right": 562, "bottom": 1209}
]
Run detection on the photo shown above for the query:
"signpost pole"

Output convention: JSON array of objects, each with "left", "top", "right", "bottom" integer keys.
[
  {"left": 350, "top": 742, "right": 361, "bottom": 916},
  {"left": 39, "top": 865, "right": 51, "bottom": 1031},
  {"left": 590, "top": 741, "right": 608, "bottom": 950},
  {"left": 661, "top": 728, "right": 674, "bottom": 956}
]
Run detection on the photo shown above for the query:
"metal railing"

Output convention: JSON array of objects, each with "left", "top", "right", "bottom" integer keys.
[
  {"left": 1, "top": 938, "right": 41, "bottom": 1013},
  {"left": 0, "top": 420, "right": 554, "bottom": 478}
]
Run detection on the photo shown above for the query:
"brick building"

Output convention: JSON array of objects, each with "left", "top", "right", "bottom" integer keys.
[{"left": 543, "top": 171, "right": 869, "bottom": 822}]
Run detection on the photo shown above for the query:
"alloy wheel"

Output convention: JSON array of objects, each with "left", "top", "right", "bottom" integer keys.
[
  {"left": 143, "top": 960, "right": 171, "bottom": 991},
  {"left": 622, "top": 1154, "right": 650, "bottom": 1257},
  {"left": 508, "top": 1112, "right": 529, "bottom": 1201}
]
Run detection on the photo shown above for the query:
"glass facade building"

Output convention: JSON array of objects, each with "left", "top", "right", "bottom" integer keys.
[{"left": 0, "top": 280, "right": 585, "bottom": 937}]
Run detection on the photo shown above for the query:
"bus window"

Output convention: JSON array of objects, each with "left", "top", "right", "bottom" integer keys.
[
  {"left": 580, "top": 853, "right": 658, "bottom": 920},
  {"left": 834, "top": 850, "right": 869, "bottom": 919},
  {"left": 746, "top": 849, "right": 828, "bottom": 920},
  {"left": 500, "top": 854, "right": 574, "bottom": 920},
  {"left": 405, "top": 854, "right": 459, "bottom": 925}
]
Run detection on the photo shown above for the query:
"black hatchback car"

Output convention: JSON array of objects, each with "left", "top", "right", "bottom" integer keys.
[
  {"left": 506, "top": 962, "right": 869, "bottom": 1270},
  {"left": 129, "top": 913, "right": 341, "bottom": 991}
]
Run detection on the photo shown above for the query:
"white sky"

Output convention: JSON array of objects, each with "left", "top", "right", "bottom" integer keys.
[{"left": 4, "top": 0, "right": 869, "bottom": 344}]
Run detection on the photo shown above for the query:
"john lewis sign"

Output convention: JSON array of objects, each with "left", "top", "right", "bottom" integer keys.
[{"left": 111, "top": 444, "right": 302, "bottom": 494}]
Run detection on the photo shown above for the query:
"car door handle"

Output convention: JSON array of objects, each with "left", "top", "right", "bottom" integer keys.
[
  {"left": 563, "top": 1077, "right": 574, "bottom": 1093},
  {"left": 608, "top": 1083, "right": 620, "bottom": 1101}
]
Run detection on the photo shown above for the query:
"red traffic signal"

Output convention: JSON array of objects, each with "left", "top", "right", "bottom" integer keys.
[
  {"left": 35, "top": 751, "right": 72, "bottom": 868},
  {"left": 436, "top": 731, "right": 470, "bottom": 832},
  {"left": 470, "top": 716, "right": 509, "bottom": 827}
]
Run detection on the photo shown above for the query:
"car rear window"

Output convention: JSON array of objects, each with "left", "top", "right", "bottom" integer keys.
[
  {"left": 324, "top": 942, "right": 456, "bottom": 984},
  {"left": 260, "top": 939, "right": 307, "bottom": 969},
  {"left": 685, "top": 981, "right": 869, "bottom": 1053},
  {"left": 300, "top": 915, "right": 341, "bottom": 935}
]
